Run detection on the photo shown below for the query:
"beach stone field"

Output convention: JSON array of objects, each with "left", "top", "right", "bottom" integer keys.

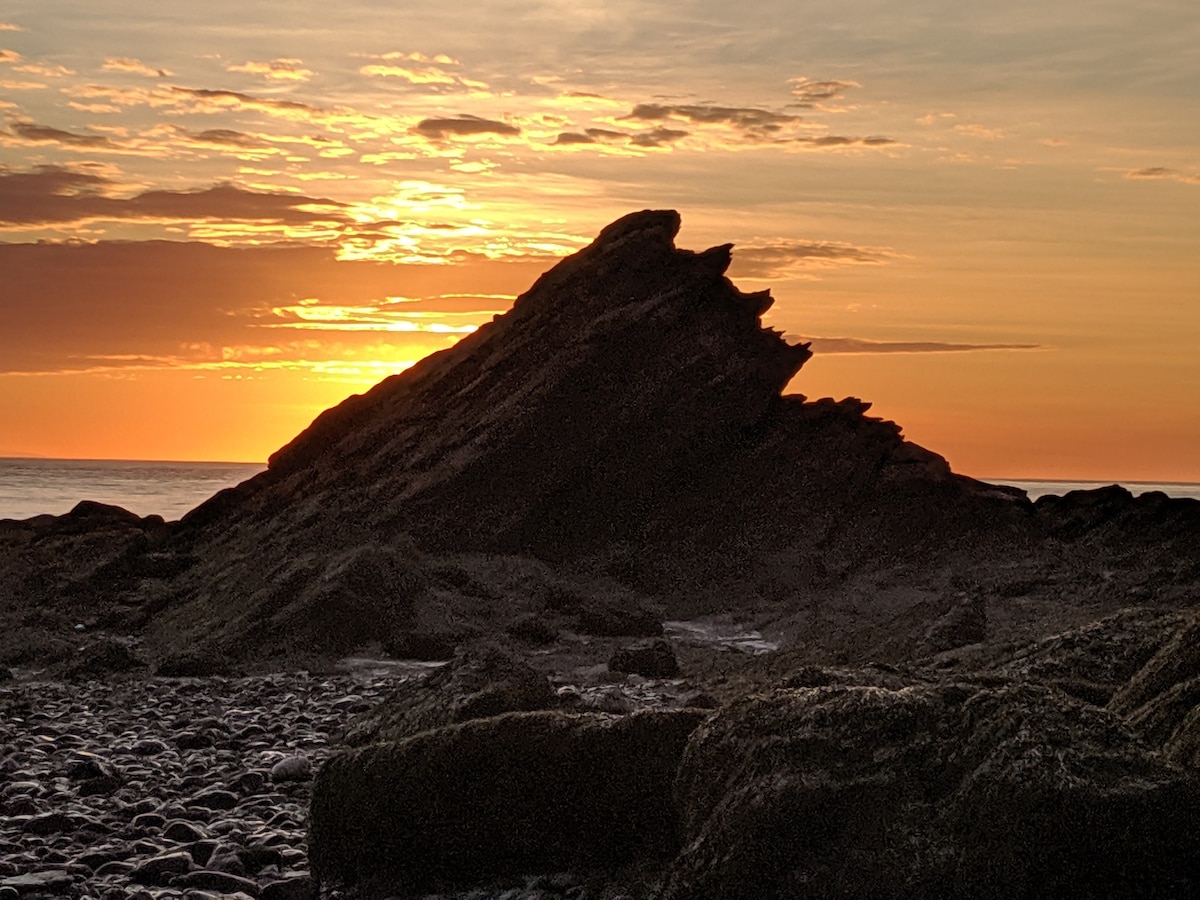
[{"left": 0, "top": 662, "right": 689, "bottom": 900}]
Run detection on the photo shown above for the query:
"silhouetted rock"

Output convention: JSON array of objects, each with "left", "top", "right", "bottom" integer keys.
[
  {"left": 342, "top": 644, "right": 557, "bottom": 746},
  {"left": 132, "top": 209, "right": 1030, "bottom": 665},
  {"left": 662, "top": 682, "right": 1200, "bottom": 899},
  {"left": 310, "top": 708, "right": 708, "bottom": 896}
]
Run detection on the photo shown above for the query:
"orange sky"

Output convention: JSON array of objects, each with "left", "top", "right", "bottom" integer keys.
[{"left": 1, "top": 1, "right": 1198, "bottom": 481}]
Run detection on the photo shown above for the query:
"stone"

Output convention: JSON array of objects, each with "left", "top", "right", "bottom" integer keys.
[
  {"left": 0, "top": 871, "right": 74, "bottom": 894},
  {"left": 187, "top": 788, "right": 239, "bottom": 811},
  {"left": 177, "top": 869, "right": 262, "bottom": 895},
  {"left": 131, "top": 850, "right": 193, "bottom": 885},
  {"left": 310, "top": 708, "right": 708, "bottom": 893},
  {"left": 268, "top": 755, "right": 311, "bottom": 782},
  {"left": 608, "top": 639, "right": 680, "bottom": 678},
  {"left": 660, "top": 682, "right": 1200, "bottom": 899},
  {"left": 164, "top": 820, "right": 206, "bottom": 842}
]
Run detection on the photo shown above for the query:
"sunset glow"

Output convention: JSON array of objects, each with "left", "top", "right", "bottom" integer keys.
[{"left": 2, "top": 1, "right": 1197, "bottom": 480}]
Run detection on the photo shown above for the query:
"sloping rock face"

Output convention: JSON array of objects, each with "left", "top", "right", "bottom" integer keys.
[
  {"left": 309, "top": 708, "right": 709, "bottom": 896},
  {"left": 661, "top": 683, "right": 1200, "bottom": 899},
  {"left": 135, "top": 210, "right": 1027, "bottom": 661}
]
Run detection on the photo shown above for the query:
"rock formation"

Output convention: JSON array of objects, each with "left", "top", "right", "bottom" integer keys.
[{"left": 116, "top": 208, "right": 1042, "bottom": 664}]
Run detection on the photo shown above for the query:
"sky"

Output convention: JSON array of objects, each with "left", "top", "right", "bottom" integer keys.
[{"left": 1, "top": 0, "right": 1197, "bottom": 481}]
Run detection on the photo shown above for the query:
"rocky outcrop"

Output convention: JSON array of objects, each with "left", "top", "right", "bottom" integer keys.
[
  {"left": 661, "top": 682, "right": 1200, "bottom": 899},
  {"left": 341, "top": 644, "right": 557, "bottom": 747},
  {"left": 310, "top": 708, "right": 709, "bottom": 896},
  {"left": 126, "top": 209, "right": 1030, "bottom": 664}
]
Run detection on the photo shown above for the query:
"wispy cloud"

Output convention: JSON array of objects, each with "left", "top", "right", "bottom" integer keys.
[
  {"left": 0, "top": 164, "right": 347, "bottom": 227},
  {"left": 102, "top": 57, "right": 171, "bottom": 78},
  {"left": 412, "top": 115, "right": 519, "bottom": 139},
  {"left": 730, "top": 239, "right": 897, "bottom": 279},
  {"left": 800, "top": 336, "right": 1043, "bottom": 354},
  {"left": 1124, "top": 166, "right": 1200, "bottom": 185},
  {"left": 227, "top": 59, "right": 315, "bottom": 83},
  {"left": 789, "top": 77, "right": 860, "bottom": 108}
]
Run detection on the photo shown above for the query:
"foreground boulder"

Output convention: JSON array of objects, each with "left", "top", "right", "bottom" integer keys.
[
  {"left": 310, "top": 708, "right": 709, "bottom": 896},
  {"left": 661, "top": 683, "right": 1200, "bottom": 899}
]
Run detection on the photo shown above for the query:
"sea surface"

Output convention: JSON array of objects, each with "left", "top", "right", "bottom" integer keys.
[
  {"left": 0, "top": 458, "right": 266, "bottom": 521},
  {"left": 993, "top": 479, "right": 1200, "bottom": 502},
  {"left": 0, "top": 458, "right": 1197, "bottom": 522}
]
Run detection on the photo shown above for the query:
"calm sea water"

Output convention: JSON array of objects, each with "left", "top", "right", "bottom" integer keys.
[
  {"left": 0, "top": 459, "right": 1196, "bottom": 522},
  {"left": 994, "top": 479, "right": 1200, "bottom": 502},
  {"left": 0, "top": 458, "right": 266, "bottom": 521}
]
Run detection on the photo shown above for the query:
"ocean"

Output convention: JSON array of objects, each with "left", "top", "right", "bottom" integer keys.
[
  {"left": 0, "top": 458, "right": 266, "bottom": 522},
  {"left": 0, "top": 458, "right": 1197, "bottom": 522}
]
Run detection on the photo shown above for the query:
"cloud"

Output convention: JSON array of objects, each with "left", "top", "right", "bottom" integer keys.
[
  {"left": 169, "top": 87, "right": 328, "bottom": 122},
  {"left": 7, "top": 122, "right": 117, "bottom": 148},
  {"left": 799, "top": 336, "right": 1042, "bottom": 354},
  {"left": 227, "top": 59, "right": 315, "bottom": 83},
  {"left": 0, "top": 23, "right": 22, "bottom": 31},
  {"left": 793, "top": 135, "right": 898, "bottom": 148},
  {"left": 730, "top": 239, "right": 897, "bottom": 278},
  {"left": 412, "top": 114, "right": 519, "bottom": 139},
  {"left": 1124, "top": 166, "right": 1200, "bottom": 185},
  {"left": 102, "top": 57, "right": 172, "bottom": 78},
  {"left": 0, "top": 164, "right": 347, "bottom": 227},
  {"left": 0, "top": 48, "right": 20, "bottom": 62},
  {"left": 0, "top": 240, "right": 544, "bottom": 377},
  {"left": 623, "top": 102, "right": 801, "bottom": 131},
  {"left": 788, "top": 77, "right": 860, "bottom": 107},
  {"left": 374, "top": 51, "right": 460, "bottom": 66},
  {"left": 629, "top": 127, "right": 689, "bottom": 148},
  {"left": 954, "top": 123, "right": 1004, "bottom": 139},
  {"left": 13, "top": 60, "right": 74, "bottom": 78}
]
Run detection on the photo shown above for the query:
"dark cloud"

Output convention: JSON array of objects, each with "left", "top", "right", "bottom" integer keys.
[
  {"left": 9, "top": 122, "right": 117, "bottom": 148},
  {"left": 795, "top": 135, "right": 898, "bottom": 148},
  {"left": 630, "top": 127, "right": 689, "bottom": 148},
  {"left": 730, "top": 240, "right": 893, "bottom": 278},
  {"left": 0, "top": 165, "right": 345, "bottom": 226},
  {"left": 623, "top": 103, "right": 801, "bottom": 131},
  {"left": 1125, "top": 166, "right": 1199, "bottom": 184},
  {"left": 413, "top": 115, "right": 520, "bottom": 139},
  {"left": 189, "top": 128, "right": 266, "bottom": 147},
  {"left": 554, "top": 132, "right": 595, "bottom": 145},
  {"left": 170, "top": 86, "right": 323, "bottom": 115},
  {"left": 801, "top": 336, "right": 1042, "bottom": 354},
  {"left": 789, "top": 78, "right": 859, "bottom": 106},
  {"left": 0, "top": 240, "right": 546, "bottom": 374}
]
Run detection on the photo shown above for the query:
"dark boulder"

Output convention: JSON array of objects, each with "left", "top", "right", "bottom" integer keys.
[
  {"left": 661, "top": 682, "right": 1200, "bottom": 899},
  {"left": 342, "top": 644, "right": 557, "bottom": 746},
  {"left": 310, "top": 708, "right": 709, "bottom": 896}
]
